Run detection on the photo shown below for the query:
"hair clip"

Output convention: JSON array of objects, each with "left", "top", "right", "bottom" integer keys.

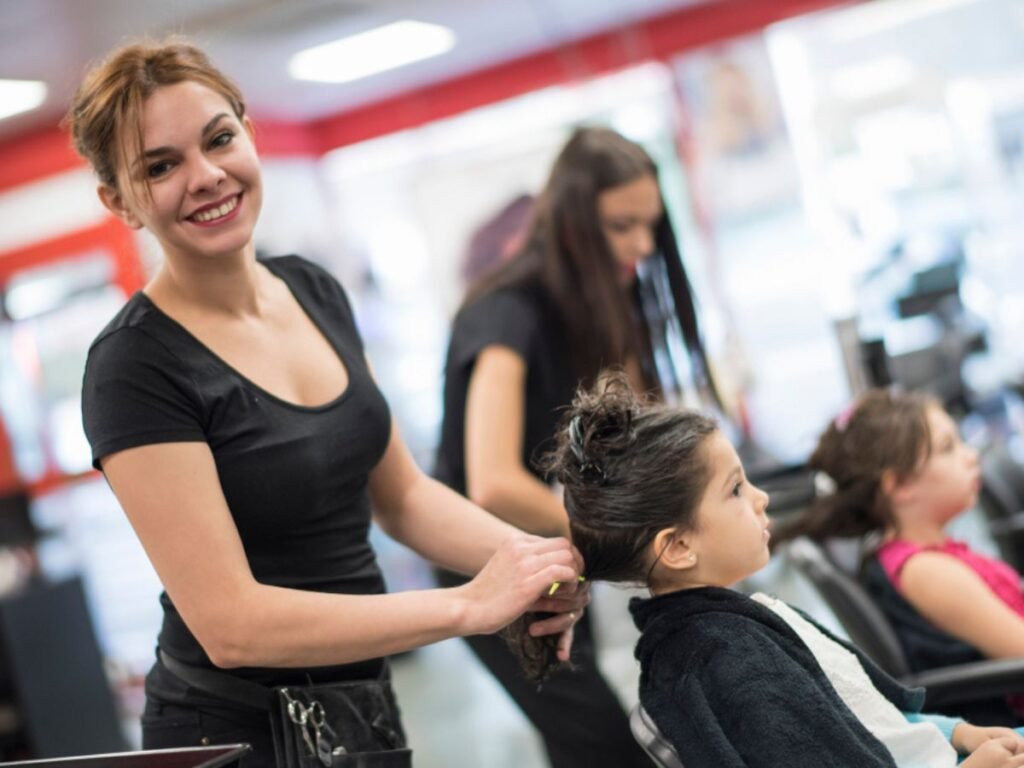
[
  {"left": 579, "top": 461, "right": 607, "bottom": 485},
  {"left": 813, "top": 471, "right": 837, "bottom": 497},
  {"left": 834, "top": 402, "right": 857, "bottom": 432},
  {"left": 568, "top": 415, "right": 586, "bottom": 464}
]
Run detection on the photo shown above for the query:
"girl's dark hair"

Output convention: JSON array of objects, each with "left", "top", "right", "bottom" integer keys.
[
  {"left": 772, "top": 389, "right": 938, "bottom": 546},
  {"left": 509, "top": 369, "right": 718, "bottom": 682},
  {"left": 466, "top": 127, "right": 720, "bottom": 404}
]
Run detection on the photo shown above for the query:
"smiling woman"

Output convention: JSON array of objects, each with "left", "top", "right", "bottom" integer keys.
[
  {"left": 66, "top": 40, "right": 586, "bottom": 767},
  {"left": 96, "top": 81, "right": 262, "bottom": 264}
]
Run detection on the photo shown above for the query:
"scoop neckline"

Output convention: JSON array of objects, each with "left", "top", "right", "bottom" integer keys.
[{"left": 135, "top": 259, "right": 355, "bottom": 413}]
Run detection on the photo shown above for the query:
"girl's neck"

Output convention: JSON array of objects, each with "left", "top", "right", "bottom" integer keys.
[{"left": 885, "top": 515, "right": 947, "bottom": 546}]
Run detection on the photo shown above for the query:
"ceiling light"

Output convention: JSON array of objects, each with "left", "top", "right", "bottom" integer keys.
[
  {"left": 289, "top": 20, "right": 456, "bottom": 84},
  {"left": 0, "top": 79, "right": 47, "bottom": 121}
]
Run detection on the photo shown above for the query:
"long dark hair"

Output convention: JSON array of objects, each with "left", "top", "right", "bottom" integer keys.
[
  {"left": 772, "top": 389, "right": 937, "bottom": 547},
  {"left": 509, "top": 370, "right": 718, "bottom": 681},
  {"left": 466, "top": 127, "right": 719, "bottom": 403}
]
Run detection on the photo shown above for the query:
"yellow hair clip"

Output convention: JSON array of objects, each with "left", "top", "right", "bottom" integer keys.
[{"left": 548, "top": 576, "right": 587, "bottom": 596}]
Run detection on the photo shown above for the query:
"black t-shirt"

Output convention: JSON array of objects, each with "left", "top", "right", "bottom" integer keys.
[
  {"left": 434, "top": 278, "right": 577, "bottom": 497},
  {"left": 82, "top": 255, "right": 391, "bottom": 686}
]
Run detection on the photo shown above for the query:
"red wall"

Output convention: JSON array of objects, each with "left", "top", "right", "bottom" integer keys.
[{"left": 0, "top": 0, "right": 846, "bottom": 193}]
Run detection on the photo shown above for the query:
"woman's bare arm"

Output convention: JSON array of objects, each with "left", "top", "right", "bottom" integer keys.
[
  {"left": 900, "top": 552, "right": 1024, "bottom": 658},
  {"left": 463, "top": 345, "right": 568, "bottom": 537},
  {"left": 102, "top": 441, "right": 579, "bottom": 669}
]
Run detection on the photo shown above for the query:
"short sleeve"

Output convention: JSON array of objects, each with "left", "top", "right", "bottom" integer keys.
[
  {"left": 876, "top": 541, "right": 921, "bottom": 588},
  {"left": 448, "top": 290, "right": 538, "bottom": 371},
  {"left": 82, "top": 328, "right": 206, "bottom": 470},
  {"left": 904, "top": 712, "right": 963, "bottom": 742}
]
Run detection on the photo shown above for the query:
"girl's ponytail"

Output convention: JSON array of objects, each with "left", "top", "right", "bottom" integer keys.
[{"left": 772, "top": 390, "right": 935, "bottom": 549}]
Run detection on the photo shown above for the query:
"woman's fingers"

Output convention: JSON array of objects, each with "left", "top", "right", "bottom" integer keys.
[
  {"left": 529, "top": 585, "right": 591, "bottom": 615},
  {"left": 555, "top": 625, "right": 575, "bottom": 661},
  {"left": 464, "top": 533, "right": 583, "bottom": 634},
  {"left": 527, "top": 607, "right": 579, "bottom": 638}
]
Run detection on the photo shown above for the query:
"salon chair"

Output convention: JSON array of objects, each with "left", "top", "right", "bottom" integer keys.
[
  {"left": 629, "top": 703, "right": 684, "bottom": 768},
  {"left": 978, "top": 440, "right": 1024, "bottom": 572},
  {"left": 786, "top": 537, "right": 1024, "bottom": 723}
]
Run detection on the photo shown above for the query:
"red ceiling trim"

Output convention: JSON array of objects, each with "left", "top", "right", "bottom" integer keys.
[
  {"left": 0, "top": 0, "right": 849, "bottom": 192},
  {"left": 308, "top": 0, "right": 848, "bottom": 152}
]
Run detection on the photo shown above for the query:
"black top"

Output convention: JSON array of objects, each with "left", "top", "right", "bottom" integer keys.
[
  {"left": 82, "top": 255, "right": 392, "bottom": 686},
  {"left": 434, "top": 278, "right": 576, "bottom": 495},
  {"left": 630, "top": 586, "right": 924, "bottom": 767},
  {"left": 861, "top": 556, "right": 983, "bottom": 673}
]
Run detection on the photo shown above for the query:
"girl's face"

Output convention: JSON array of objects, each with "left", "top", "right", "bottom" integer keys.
[
  {"left": 597, "top": 173, "right": 662, "bottom": 284},
  {"left": 102, "top": 80, "right": 262, "bottom": 263},
  {"left": 685, "top": 431, "right": 771, "bottom": 587},
  {"left": 894, "top": 405, "right": 980, "bottom": 524}
]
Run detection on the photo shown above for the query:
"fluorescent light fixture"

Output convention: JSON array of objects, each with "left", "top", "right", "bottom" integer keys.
[
  {"left": 0, "top": 79, "right": 47, "bottom": 121},
  {"left": 831, "top": 56, "right": 915, "bottom": 102},
  {"left": 289, "top": 20, "right": 455, "bottom": 84}
]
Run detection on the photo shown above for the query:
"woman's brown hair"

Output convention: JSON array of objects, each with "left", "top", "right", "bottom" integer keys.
[
  {"left": 466, "top": 127, "right": 719, "bottom": 403},
  {"left": 772, "top": 388, "right": 938, "bottom": 547},
  {"left": 64, "top": 40, "right": 245, "bottom": 195}
]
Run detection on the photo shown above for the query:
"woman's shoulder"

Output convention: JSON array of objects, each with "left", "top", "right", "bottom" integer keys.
[
  {"left": 88, "top": 292, "right": 170, "bottom": 359},
  {"left": 262, "top": 254, "right": 356, "bottom": 315},
  {"left": 262, "top": 254, "right": 335, "bottom": 290},
  {"left": 464, "top": 279, "right": 542, "bottom": 310}
]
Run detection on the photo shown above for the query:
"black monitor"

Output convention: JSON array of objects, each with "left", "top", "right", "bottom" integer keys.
[{"left": 0, "top": 744, "right": 250, "bottom": 768}]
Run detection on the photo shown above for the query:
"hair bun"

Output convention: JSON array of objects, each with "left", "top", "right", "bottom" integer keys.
[{"left": 558, "top": 370, "right": 641, "bottom": 487}]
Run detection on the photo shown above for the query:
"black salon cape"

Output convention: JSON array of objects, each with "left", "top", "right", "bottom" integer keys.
[{"left": 630, "top": 586, "right": 926, "bottom": 767}]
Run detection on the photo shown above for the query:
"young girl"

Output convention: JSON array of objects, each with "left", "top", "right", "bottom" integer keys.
[
  {"left": 530, "top": 372, "right": 1024, "bottom": 767},
  {"left": 69, "top": 40, "right": 584, "bottom": 766},
  {"left": 775, "top": 389, "right": 1024, "bottom": 669}
]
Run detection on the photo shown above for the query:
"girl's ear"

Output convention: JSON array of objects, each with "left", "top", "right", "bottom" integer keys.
[
  {"left": 651, "top": 526, "right": 699, "bottom": 572},
  {"left": 881, "top": 468, "right": 912, "bottom": 505},
  {"left": 97, "top": 184, "right": 143, "bottom": 230}
]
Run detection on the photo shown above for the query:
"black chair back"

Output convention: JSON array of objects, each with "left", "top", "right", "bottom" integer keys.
[
  {"left": 978, "top": 441, "right": 1024, "bottom": 570},
  {"left": 785, "top": 537, "right": 911, "bottom": 678}
]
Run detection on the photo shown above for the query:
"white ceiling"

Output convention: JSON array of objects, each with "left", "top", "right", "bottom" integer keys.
[{"left": 0, "top": 0, "right": 709, "bottom": 140}]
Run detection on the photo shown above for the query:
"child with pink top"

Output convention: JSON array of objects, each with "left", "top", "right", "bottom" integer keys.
[{"left": 777, "top": 389, "right": 1024, "bottom": 666}]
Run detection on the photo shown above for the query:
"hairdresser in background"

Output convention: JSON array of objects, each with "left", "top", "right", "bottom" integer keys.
[{"left": 434, "top": 126, "right": 718, "bottom": 767}]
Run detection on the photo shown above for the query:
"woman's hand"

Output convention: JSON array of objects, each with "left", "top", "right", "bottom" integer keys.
[
  {"left": 959, "top": 735, "right": 1024, "bottom": 767},
  {"left": 955, "top": 724, "right": 1024, "bottom": 755},
  {"left": 521, "top": 578, "right": 591, "bottom": 661},
  {"left": 458, "top": 533, "right": 582, "bottom": 636}
]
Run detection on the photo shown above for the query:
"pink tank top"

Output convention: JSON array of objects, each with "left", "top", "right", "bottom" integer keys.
[{"left": 877, "top": 538, "right": 1024, "bottom": 618}]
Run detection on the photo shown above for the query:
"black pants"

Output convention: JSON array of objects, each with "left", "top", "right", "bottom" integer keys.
[
  {"left": 436, "top": 569, "right": 646, "bottom": 768},
  {"left": 143, "top": 657, "right": 407, "bottom": 768},
  {"left": 143, "top": 661, "right": 276, "bottom": 768}
]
